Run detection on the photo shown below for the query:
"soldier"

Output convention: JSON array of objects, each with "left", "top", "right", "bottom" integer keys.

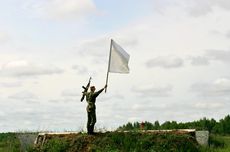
[{"left": 85, "top": 84, "right": 107, "bottom": 135}]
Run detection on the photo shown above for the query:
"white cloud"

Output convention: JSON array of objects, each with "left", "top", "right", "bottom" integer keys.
[
  {"left": 132, "top": 84, "right": 173, "bottom": 97},
  {"left": 8, "top": 91, "right": 38, "bottom": 100},
  {"left": 72, "top": 65, "right": 89, "bottom": 75},
  {"left": 186, "top": 50, "right": 230, "bottom": 66},
  {"left": 0, "top": 81, "right": 22, "bottom": 88},
  {"left": 27, "top": 0, "right": 97, "bottom": 20},
  {"left": 177, "top": 0, "right": 230, "bottom": 17},
  {"left": 185, "top": 0, "right": 213, "bottom": 17},
  {"left": 146, "top": 56, "right": 184, "bottom": 69},
  {"left": 188, "top": 56, "right": 210, "bottom": 66},
  {"left": 205, "top": 50, "right": 230, "bottom": 63},
  {"left": 191, "top": 78, "right": 230, "bottom": 96},
  {"left": 226, "top": 31, "right": 230, "bottom": 38},
  {"left": 0, "top": 60, "right": 64, "bottom": 77},
  {"left": 131, "top": 103, "right": 167, "bottom": 112},
  {"left": 77, "top": 37, "right": 109, "bottom": 62},
  {"left": 193, "top": 102, "right": 224, "bottom": 109},
  {"left": 0, "top": 100, "right": 84, "bottom": 132},
  {"left": 61, "top": 89, "right": 80, "bottom": 97},
  {"left": 100, "top": 93, "right": 125, "bottom": 102},
  {"left": 210, "top": 0, "right": 230, "bottom": 11},
  {"left": 0, "top": 31, "right": 9, "bottom": 43}
]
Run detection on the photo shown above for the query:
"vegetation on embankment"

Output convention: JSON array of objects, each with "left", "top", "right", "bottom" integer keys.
[
  {"left": 31, "top": 132, "right": 199, "bottom": 152},
  {"left": 0, "top": 132, "right": 230, "bottom": 152}
]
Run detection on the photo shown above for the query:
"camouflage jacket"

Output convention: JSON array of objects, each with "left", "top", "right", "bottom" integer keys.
[{"left": 85, "top": 88, "right": 104, "bottom": 112}]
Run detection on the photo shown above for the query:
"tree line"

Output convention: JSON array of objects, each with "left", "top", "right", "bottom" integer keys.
[{"left": 117, "top": 115, "right": 230, "bottom": 135}]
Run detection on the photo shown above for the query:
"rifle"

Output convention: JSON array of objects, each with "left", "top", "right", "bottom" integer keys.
[{"left": 80, "top": 77, "right": 92, "bottom": 102}]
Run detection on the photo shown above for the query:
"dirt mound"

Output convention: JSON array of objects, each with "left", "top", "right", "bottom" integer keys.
[{"left": 33, "top": 130, "right": 199, "bottom": 152}]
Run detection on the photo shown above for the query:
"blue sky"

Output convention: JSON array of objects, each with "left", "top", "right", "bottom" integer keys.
[{"left": 0, "top": 0, "right": 230, "bottom": 132}]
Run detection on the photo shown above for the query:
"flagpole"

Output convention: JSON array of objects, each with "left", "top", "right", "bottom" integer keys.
[{"left": 105, "top": 39, "right": 113, "bottom": 93}]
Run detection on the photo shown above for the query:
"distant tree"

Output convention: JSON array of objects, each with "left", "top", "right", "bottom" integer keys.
[
  {"left": 117, "top": 122, "right": 134, "bottom": 131},
  {"left": 126, "top": 122, "right": 134, "bottom": 130},
  {"left": 117, "top": 115, "right": 230, "bottom": 135},
  {"left": 171, "top": 121, "right": 178, "bottom": 129},
  {"left": 223, "top": 115, "right": 230, "bottom": 134},
  {"left": 212, "top": 123, "right": 223, "bottom": 134},
  {"left": 209, "top": 118, "right": 217, "bottom": 131},
  {"left": 200, "top": 117, "right": 209, "bottom": 130},
  {"left": 154, "top": 121, "right": 160, "bottom": 130},
  {"left": 177, "top": 122, "right": 188, "bottom": 129},
  {"left": 161, "top": 121, "right": 171, "bottom": 129},
  {"left": 144, "top": 121, "right": 154, "bottom": 130},
  {"left": 133, "top": 122, "right": 140, "bottom": 130}
]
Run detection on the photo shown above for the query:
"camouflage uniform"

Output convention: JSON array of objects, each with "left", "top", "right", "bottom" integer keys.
[{"left": 85, "top": 88, "right": 104, "bottom": 134}]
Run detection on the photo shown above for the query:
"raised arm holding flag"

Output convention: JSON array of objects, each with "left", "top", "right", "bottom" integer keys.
[{"left": 81, "top": 39, "right": 130, "bottom": 135}]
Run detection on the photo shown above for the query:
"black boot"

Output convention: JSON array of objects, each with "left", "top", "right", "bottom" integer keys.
[
  {"left": 88, "top": 125, "right": 95, "bottom": 135},
  {"left": 87, "top": 125, "right": 92, "bottom": 135}
]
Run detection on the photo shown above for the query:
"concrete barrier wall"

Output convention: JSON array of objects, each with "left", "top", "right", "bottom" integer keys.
[{"left": 195, "top": 131, "right": 209, "bottom": 146}]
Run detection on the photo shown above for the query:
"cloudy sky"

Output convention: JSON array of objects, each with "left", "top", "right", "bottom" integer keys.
[{"left": 0, "top": 0, "right": 230, "bottom": 132}]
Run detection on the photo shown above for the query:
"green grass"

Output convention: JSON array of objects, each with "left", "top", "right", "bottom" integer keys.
[
  {"left": 200, "top": 135, "right": 230, "bottom": 152},
  {"left": 0, "top": 133, "right": 21, "bottom": 152},
  {"left": 1, "top": 132, "right": 230, "bottom": 152},
  {"left": 32, "top": 132, "right": 200, "bottom": 152}
]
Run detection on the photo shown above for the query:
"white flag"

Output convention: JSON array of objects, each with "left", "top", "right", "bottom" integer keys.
[{"left": 109, "top": 40, "right": 130, "bottom": 73}]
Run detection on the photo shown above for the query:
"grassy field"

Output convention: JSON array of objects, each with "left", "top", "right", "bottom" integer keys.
[
  {"left": 0, "top": 132, "right": 230, "bottom": 152},
  {"left": 201, "top": 135, "right": 230, "bottom": 152},
  {"left": 0, "top": 133, "right": 21, "bottom": 152}
]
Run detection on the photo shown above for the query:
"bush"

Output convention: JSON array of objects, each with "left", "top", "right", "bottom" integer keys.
[
  {"left": 33, "top": 132, "right": 200, "bottom": 152},
  {"left": 41, "top": 138, "right": 69, "bottom": 152},
  {"left": 209, "top": 135, "right": 225, "bottom": 148}
]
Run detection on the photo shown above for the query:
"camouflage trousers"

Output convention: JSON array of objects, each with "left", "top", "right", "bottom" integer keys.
[{"left": 87, "top": 109, "right": 96, "bottom": 134}]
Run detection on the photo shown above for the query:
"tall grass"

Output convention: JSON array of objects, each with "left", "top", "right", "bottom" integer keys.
[
  {"left": 31, "top": 132, "right": 199, "bottom": 152},
  {"left": 0, "top": 133, "right": 20, "bottom": 152},
  {"left": 200, "top": 135, "right": 230, "bottom": 152},
  {"left": 1, "top": 132, "right": 230, "bottom": 152}
]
